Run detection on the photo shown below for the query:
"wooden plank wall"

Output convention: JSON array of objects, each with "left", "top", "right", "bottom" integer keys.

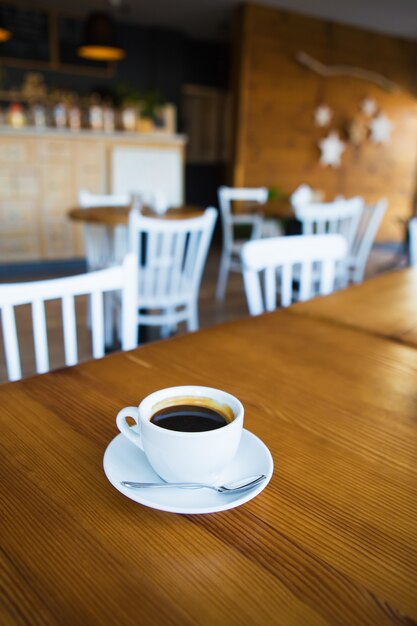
[{"left": 231, "top": 4, "right": 417, "bottom": 241}]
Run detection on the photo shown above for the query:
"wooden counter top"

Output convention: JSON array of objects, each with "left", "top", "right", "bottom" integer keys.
[{"left": 0, "top": 126, "right": 187, "bottom": 144}]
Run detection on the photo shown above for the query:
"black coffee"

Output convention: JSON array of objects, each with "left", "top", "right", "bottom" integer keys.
[{"left": 151, "top": 404, "right": 229, "bottom": 432}]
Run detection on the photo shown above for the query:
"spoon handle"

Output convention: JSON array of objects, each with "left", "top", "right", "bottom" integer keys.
[
  {"left": 121, "top": 481, "right": 214, "bottom": 490},
  {"left": 121, "top": 474, "right": 266, "bottom": 492}
]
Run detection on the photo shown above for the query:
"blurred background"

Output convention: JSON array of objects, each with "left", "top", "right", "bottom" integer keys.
[{"left": 0, "top": 0, "right": 416, "bottom": 271}]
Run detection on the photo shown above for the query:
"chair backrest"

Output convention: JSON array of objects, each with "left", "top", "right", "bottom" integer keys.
[
  {"left": 290, "top": 184, "right": 315, "bottom": 210},
  {"left": 218, "top": 186, "right": 268, "bottom": 248},
  {"left": 409, "top": 217, "right": 417, "bottom": 267},
  {"left": 242, "top": 234, "right": 348, "bottom": 315},
  {"left": 128, "top": 208, "right": 217, "bottom": 306},
  {"left": 0, "top": 254, "right": 138, "bottom": 382},
  {"left": 350, "top": 199, "right": 388, "bottom": 282},
  {"left": 295, "top": 197, "right": 363, "bottom": 254},
  {"left": 78, "top": 189, "right": 131, "bottom": 269},
  {"left": 78, "top": 189, "right": 130, "bottom": 208}
]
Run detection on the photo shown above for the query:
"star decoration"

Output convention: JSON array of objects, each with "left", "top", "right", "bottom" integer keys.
[
  {"left": 361, "top": 98, "right": 378, "bottom": 117},
  {"left": 318, "top": 132, "right": 346, "bottom": 168},
  {"left": 369, "top": 114, "right": 392, "bottom": 144},
  {"left": 348, "top": 118, "right": 367, "bottom": 147},
  {"left": 314, "top": 105, "right": 332, "bottom": 127}
]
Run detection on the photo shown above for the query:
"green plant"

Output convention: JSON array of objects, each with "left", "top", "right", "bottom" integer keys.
[
  {"left": 112, "top": 83, "right": 164, "bottom": 118},
  {"left": 267, "top": 186, "right": 282, "bottom": 200},
  {"left": 139, "top": 91, "right": 164, "bottom": 118}
]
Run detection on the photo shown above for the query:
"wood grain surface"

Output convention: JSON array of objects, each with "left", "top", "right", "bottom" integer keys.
[
  {"left": 290, "top": 267, "right": 417, "bottom": 347},
  {"left": 234, "top": 198, "right": 295, "bottom": 219},
  {"left": 1, "top": 303, "right": 417, "bottom": 625},
  {"left": 231, "top": 4, "right": 417, "bottom": 242},
  {"left": 68, "top": 205, "right": 205, "bottom": 226}
]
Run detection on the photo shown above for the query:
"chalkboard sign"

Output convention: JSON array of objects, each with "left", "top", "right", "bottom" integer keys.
[
  {"left": 57, "top": 15, "right": 111, "bottom": 71},
  {"left": 0, "top": 5, "right": 50, "bottom": 62}
]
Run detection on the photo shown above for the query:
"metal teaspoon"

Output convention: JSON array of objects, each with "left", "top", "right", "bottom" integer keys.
[{"left": 121, "top": 474, "right": 266, "bottom": 493}]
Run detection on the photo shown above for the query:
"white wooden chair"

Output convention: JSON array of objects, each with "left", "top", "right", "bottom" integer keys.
[
  {"left": 242, "top": 234, "right": 348, "bottom": 315},
  {"left": 78, "top": 189, "right": 130, "bottom": 269},
  {"left": 295, "top": 197, "right": 363, "bottom": 286},
  {"left": 348, "top": 199, "right": 387, "bottom": 283},
  {"left": 216, "top": 186, "right": 268, "bottom": 301},
  {"left": 409, "top": 217, "right": 417, "bottom": 267},
  {"left": 289, "top": 184, "right": 315, "bottom": 210},
  {"left": 0, "top": 254, "right": 138, "bottom": 382},
  {"left": 128, "top": 207, "right": 217, "bottom": 335}
]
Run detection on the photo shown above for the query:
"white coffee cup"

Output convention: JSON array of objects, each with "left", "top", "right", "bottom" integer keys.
[{"left": 116, "top": 385, "right": 244, "bottom": 483}]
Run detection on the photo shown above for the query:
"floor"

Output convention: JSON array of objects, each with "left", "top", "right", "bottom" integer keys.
[{"left": 0, "top": 245, "right": 405, "bottom": 384}]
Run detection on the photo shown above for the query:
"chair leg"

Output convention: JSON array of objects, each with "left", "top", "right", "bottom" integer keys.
[
  {"left": 104, "top": 293, "right": 114, "bottom": 346},
  {"left": 352, "top": 266, "right": 364, "bottom": 284},
  {"left": 115, "top": 301, "right": 124, "bottom": 345},
  {"left": 161, "top": 327, "right": 169, "bottom": 338},
  {"left": 161, "top": 307, "right": 177, "bottom": 338},
  {"left": 216, "top": 253, "right": 230, "bottom": 301},
  {"left": 86, "top": 298, "right": 92, "bottom": 330},
  {"left": 186, "top": 303, "right": 199, "bottom": 332}
]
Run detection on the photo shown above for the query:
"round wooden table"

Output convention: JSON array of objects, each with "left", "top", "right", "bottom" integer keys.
[
  {"left": 68, "top": 205, "right": 205, "bottom": 226},
  {"left": 234, "top": 197, "right": 295, "bottom": 220},
  {"left": 236, "top": 198, "right": 299, "bottom": 236}
]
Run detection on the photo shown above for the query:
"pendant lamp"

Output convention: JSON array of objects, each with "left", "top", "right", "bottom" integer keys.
[
  {"left": 78, "top": 12, "right": 125, "bottom": 61},
  {"left": 0, "top": 15, "right": 12, "bottom": 42}
]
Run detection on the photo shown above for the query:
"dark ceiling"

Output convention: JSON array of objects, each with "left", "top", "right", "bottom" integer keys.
[{"left": 32, "top": 0, "right": 417, "bottom": 41}]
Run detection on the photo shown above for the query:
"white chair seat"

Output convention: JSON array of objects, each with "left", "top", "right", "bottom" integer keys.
[
  {"left": 231, "top": 240, "right": 246, "bottom": 253},
  {"left": 260, "top": 219, "right": 283, "bottom": 238},
  {"left": 136, "top": 272, "right": 194, "bottom": 308}
]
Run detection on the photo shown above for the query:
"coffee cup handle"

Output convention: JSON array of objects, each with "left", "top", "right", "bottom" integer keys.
[{"left": 116, "top": 407, "right": 144, "bottom": 450}]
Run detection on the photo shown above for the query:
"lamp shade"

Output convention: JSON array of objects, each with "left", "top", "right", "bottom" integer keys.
[
  {"left": 0, "top": 14, "right": 12, "bottom": 42},
  {"left": 77, "top": 12, "right": 125, "bottom": 61}
]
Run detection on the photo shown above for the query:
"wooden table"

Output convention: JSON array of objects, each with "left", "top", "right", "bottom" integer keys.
[
  {"left": 68, "top": 204, "right": 205, "bottom": 226},
  {"left": 1, "top": 285, "right": 417, "bottom": 624},
  {"left": 235, "top": 197, "right": 295, "bottom": 220},
  {"left": 290, "top": 267, "right": 417, "bottom": 347}
]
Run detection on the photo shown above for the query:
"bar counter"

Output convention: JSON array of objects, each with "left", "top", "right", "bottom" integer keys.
[{"left": 0, "top": 128, "right": 186, "bottom": 263}]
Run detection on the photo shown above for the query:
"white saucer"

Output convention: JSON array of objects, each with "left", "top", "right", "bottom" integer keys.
[{"left": 103, "top": 429, "right": 273, "bottom": 514}]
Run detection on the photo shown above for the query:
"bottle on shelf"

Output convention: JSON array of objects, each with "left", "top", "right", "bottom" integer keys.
[
  {"left": 162, "top": 103, "right": 177, "bottom": 134},
  {"left": 68, "top": 96, "right": 82, "bottom": 131},
  {"left": 89, "top": 94, "right": 104, "bottom": 131},
  {"left": 103, "top": 99, "right": 115, "bottom": 133},
  {"left": 53, "top": 91, "right": 67, "bottom": 129},
  {"left": 32, "top": 103, "right": 47, "bottom": 129},
  {"left": 121, "top": 101, "right": 137, "bottom": 132},
  {"left": 8, "top": 102, "right": 26, "bottom": 129}
]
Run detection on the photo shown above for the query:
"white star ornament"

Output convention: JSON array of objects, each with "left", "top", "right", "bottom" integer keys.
[
  {"left": 318, "top": 132, "right": 346, "bottom": 168},
  {"left": 314, "top": 105, "right": 332, "bottom": 127},
  {"left": 361, "top": 98, "right": 377, "bottom": 117},
  {"left": 369, "top": 114, "right": 392, "bottom": 144}
]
